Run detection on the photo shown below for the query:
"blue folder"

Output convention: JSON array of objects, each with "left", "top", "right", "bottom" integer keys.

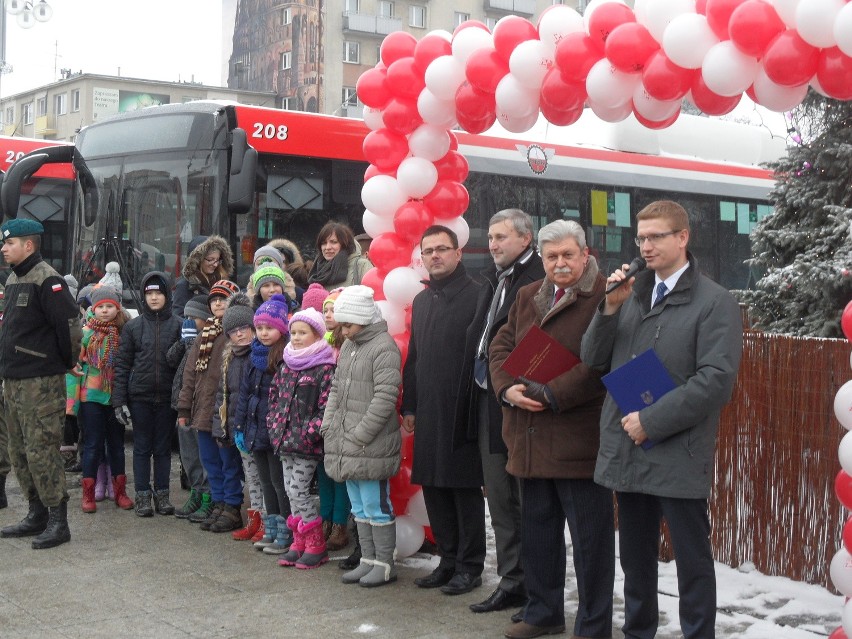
[{"left": 602, "top": 348, "right": 676, "bottom": 450}]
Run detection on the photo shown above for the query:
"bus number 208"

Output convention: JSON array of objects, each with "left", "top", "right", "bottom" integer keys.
[{"left": 252, "top": 123, "right": 289, "bottom": 141}]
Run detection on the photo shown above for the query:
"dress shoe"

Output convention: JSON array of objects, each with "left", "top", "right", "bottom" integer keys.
[
  {"left": 511, "top": 610, "right": 524, "bottom": 624},
  {"left": 414, "top": 566, "right": 454, "bottom": 588},
  {"left": 504, "top": 621, "right": 566, "bottom": 639},
  {"left": 470, "top": 587, "right": 527, "bottom": 613},
  {"left": 440, "top": 572, "right": 482, "bottom": 595}
]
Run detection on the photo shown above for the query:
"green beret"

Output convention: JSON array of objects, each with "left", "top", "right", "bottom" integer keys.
[{"left": 1, "top": 218, "right": 44, "bottom": 239}]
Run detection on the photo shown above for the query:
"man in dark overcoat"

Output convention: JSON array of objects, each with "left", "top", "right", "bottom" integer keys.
[{"left": 402, "top": 224, "right": 485, "bottom": 596}]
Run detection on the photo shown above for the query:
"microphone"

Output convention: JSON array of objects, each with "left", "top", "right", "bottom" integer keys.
[{"left": 605, "top": 257, "right": 646, "bottom": 294}]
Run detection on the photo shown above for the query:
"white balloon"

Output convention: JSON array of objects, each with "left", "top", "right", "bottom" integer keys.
[
  {"left": 383, "top": 266, "right": 424, "bottom": 307},
  {"left": 835, "top": 380, "right": 852, "bottom": 430},
  {"left": 834, "top": 2, "right": 852, "bottom": 57},
  {"left": 396, "top": 157, "right": 439, "bottom": 199},
  {"left": 424, "top": 55, "right": 466, "bottom": 101},
  {"left": 361, "top": 175, "right": 408, "bottom": 219},
  {"left": 362, "top": 209, "right": 395, "bottom": 238},
  {"left": 769, "top": 0, "right": 800, "bottom": 28},
  {"left": 663, "top": 13, "right": 719, "bottom": 70},
  {"left": 538, "top": 5, "right": 584, "bottom": 54},
  {"left": 410, "top": 245, "right": 428, "bottom": 278},
  {"left": 845, "top": 593, "right": 852, "bottom": 637},
  {"left": 831, "top": 548, "right": 852, "bottom": 597},
  {"left": 395, "top": 515, "right": 426, "bottom": 558},
  {"left": 509, "top": 40, "right": 554, "bottom": 90},
  {"left": 796, "top": 0, "right": 844, "bottom": 48},
  {"left": 643, "top": 0, "right": 696, "bottom": 44},
  {"left": 840, "top": 431, "right": 852, "bottom": 476},
  {"left": 701, "top": 41, "right": 759, "bottom": 97},
  {"left": 496, "top": 109, "right": 540, "bottom": 133},
  {"left": 376, "top": 300, "right": 406, "bottom": 335},
  {"left": 634, "top": 0, "right": 650, "bottom": 26},
  {"left": 452, "top": 25, "right": 493, "bottom": 65},
  {"left": 632, "top": 84, "right": 681, "bottom": 121},
  {"left": 495, "top": 73, "right": 540, "bottom": 119},
  {"left": 408, "top": 124, "right": 451, "bottom": 162},
  {"left": 751, "top": 67, "right": 809, "bottom": 112},
  {"left": 417, "top": 89, "right": 457, "bottom": 128},
  {"left": 434, "top": 215, "right": 470, "bottom": 248},
  {"left": 588, "top": 98, "right": 633, "bottom": 122},
  {"left": 363, "top": 106, "right": 385, "bottom": 131},
  {"left": 586, "top": 59, "right": 640, "bottom": 109},
  {"left": 405, "top": 489, "right": 431, "bottom": 526},
  {"left": 425, "top": 29, "right": 453, "bottom": 41}
]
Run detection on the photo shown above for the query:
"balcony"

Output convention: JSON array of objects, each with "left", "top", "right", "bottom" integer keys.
[
  {"left": 484, "top": 0, "right": 536, "bottom": 15},
  {"left": 343, "top": 12, "right": 402, "bottom": 36},
  {"left": 35, "top": 115, "right": 56, "bottom": 136}
]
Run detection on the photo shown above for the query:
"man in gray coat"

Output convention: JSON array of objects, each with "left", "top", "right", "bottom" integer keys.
[{"left": 581, "top": 200, "right": 743, "bottom": 639}]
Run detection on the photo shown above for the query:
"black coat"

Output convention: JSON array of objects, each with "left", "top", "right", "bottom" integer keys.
[
  {"left": 402, "top": 263, "right": 483, "bottom": 488},
  {"left": 455, "top": 249, "right": 546, "bottom": 454}
]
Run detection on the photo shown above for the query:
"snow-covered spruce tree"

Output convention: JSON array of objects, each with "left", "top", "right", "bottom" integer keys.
[{"left": 736, "top": 93, "right": 852, "bottom": 337}]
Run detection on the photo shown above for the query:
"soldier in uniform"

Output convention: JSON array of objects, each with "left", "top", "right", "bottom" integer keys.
[
  {"left": 0, "top": 219, "right": 81, "bottom": 549},
  {"left": 0, "top": 279, "right": 7, "bottom": 509}
]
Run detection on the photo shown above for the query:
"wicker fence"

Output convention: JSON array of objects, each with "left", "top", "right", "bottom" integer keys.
[{"left": 702, "top": 331, "right": 849, "bottom": 587}]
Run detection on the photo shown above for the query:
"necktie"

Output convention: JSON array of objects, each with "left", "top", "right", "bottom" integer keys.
[
  {"left": 654, "top": 281, "right": 668, "bottom": 307},
  {"left": 554, "top": 288, "right": 566, "bottom": 307}
]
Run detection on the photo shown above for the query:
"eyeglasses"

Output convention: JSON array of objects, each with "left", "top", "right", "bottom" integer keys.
[
  {"left": 227, "top": 325, "right": 252, "bottom": 337},
  {"left": 204, "top": 256, "right": 222, "bottom": 265},
  {"left": 420, "top": 246, "right": 455, "bottom": 257},
  {"left": 634, "top": 230, "right": 681, "bottom": 247}
]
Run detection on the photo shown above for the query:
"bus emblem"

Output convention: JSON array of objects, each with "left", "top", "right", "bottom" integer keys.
[{"left": 517, "top": 144, "right": 554, "bottom": 175}]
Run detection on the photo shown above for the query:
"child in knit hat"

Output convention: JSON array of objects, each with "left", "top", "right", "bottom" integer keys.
[
  {"left": 250, "top": 265, "right": 298, "bottom": 312},
  {"left": 234, "top": 293, "right": 293, "bottom": 555},
  {"left": 321, "top": 285, "right": 402, "bottom": 587},
  {"left": 268, "top": 307, "right": 336, "bottom": 569},
  {"left": 322, "top": 288, "right": 346, "bottom": 358}
]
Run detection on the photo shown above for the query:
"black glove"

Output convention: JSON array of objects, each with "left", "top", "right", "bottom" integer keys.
[{"left": 518, "top": 376, "right": 550, "bottom": 406}]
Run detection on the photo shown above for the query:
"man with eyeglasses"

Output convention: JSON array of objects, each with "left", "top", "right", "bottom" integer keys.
[
  {"left": 402, "top": 225, "right": 486, "bottom": 597},
  {"left": 581, "top": 200, "right": 743, "bottom": 639}
]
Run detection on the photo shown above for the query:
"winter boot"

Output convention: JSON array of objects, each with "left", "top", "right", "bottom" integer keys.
[
  {"left": 81, "top": 478, "right": 97, "bottom": 513},
  {"left": 174, "top": 488, "right": 202, "bottom": 519},
  {"left": 94, "top": 462, "right": 108, "bottom": 501},
  {"left": 339, "top": 521, "right": 362, "bottom": 571},
  {"left": 152, "top": 489, "right": 175, "bottom": 515},
  {"left": 0, "top": 474, "right": 7, "bottom": 509},
  {"left": 199, "top": 502, "right": 225, "bottom": 531},
  {"left": 359, "top": 520, "right": 397, "bottom": 587},
  {"left": 112, "top": 475, "right": 134, "bottom": 510},
  {"left": 341, "top": 519, "right": 375, "bottom": 584},
  {"left": 232, "top": 508, "right": 261, "bottom": 540},
  {"left": 106, "top": 466, "right": 115, "bottom": 500},
  {"left": 134, "top": 490, "right": 154, "bottom": 517},
  {"left": 295, "top": 517, "right": 328, "bottom": 569},
  {"left": 326, "top": 522, "right": 350, "bottom": 551},
  {"left": 322, "top": 519, "right": 332, "bottom": 540},
  {"left": 209, "top": 504, "right": 243, "bottom": 533},
  {"left": 253, "top": 513, "right": 278, "bottom": 549},
  {"left": 31, "top": 500, "right": 71, "bottom": 549},
  {"left": 250, "top": 515, "right": 266, "bottom": 543},
  {"left": 188, "top": 493, "right": 213, "bottom": 523},
  {"left": 262, "top": 515, "right": 292, "bottom": 554},
  {"left": 0, "top": 499, "right": 48, "bottom": 537},
  {"left": 277, "top": 515, "right": 304, "bottom": 566}
]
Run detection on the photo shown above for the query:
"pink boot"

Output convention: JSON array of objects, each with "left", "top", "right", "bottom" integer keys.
[
  {"left": 295, "top": 517, "right": 328, "bottom": 569},
  {"left": 106, "top": 465, "right": 115, "bottom": 500},
  {"left": 94, "top": 462, "right": 108, "bottom": 501},
  {"left": 277, "top": 515, "right": 304, "bottom": 567}
]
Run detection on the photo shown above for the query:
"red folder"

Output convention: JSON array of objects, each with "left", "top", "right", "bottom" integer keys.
[{"left": 500, "top": 324, "right": 581, "bottom": 384}]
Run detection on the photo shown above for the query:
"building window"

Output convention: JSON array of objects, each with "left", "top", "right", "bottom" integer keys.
[
  {"left": 342, "top": 87, "right": 358, "bottom": 108},
  {"left": 454, "top": 12, "right": 470, "bottom": 28},
  {"left": 281, "top": 7, "right": 291, "bottom": 25},
  {"left": 54, "top": 93, "right": 67, "bottom": 115},
  {"left": 23, "top": 103, "right": 33, "bottom": 125},
  {"left": 72, "top": 89, "right": 80, "bottom": 112},
  {"left": 378, "top": 1, "right": 394, "bottom": 18},
  {"left": 281, "top": 97, "right": 297, "bottom": 110},
  {"left": 281, "top": 51, "right": 292, "bottom": 70},
  {"left": 4, "top": 106, "right": 13, "bottom": 126},
  {"left": 344, "top": 0, "right": 359, "bottom": 12},
  {"left": 410, "top": 5, "right": 426, "bottom": 28},
  {"left": 36, "top": 97, "right": 47, "bottom": 116},
  {"left": 343, "top": 41, "right": 360, "bottom": 64},
  {"left": 485, "top": 17, "right": 498, "bottom": 30}
]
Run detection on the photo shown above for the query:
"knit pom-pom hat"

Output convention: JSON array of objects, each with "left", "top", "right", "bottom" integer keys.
[
  {"left": 301, "top": 282, "right": 329, "bottom": 313},
  {"left": 89, "top": 285, "right": 122, "bottom": 310},
  {"left": 254, "top": 293, "right": 290, "bottom": 335},
  {"left": 333, "top": 285, "right": 382, "bottom": 326},
  {"left": 223, "top": 292, "right": 256, "bottom": 335},
  {"left": 99, "top": 261, "right": 122, "bottom": 291},
  {"left": 289, "top": 307, "right": 326, "bottom": 337}
]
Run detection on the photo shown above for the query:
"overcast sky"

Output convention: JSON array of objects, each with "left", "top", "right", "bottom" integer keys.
[{"left": 1, "top": 0, "right": 235, "bottom": 97}]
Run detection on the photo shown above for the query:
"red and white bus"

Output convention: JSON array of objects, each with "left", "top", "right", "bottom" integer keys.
[{"left": 0, "top": 102, "right": 776, "bottom": 303}]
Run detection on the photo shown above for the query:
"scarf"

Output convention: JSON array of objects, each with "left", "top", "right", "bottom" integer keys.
[
  {"left": 308, "top": 249, "right": 351, "bottom": 287},
  {"left": 195, "top": 317, "right": 223, "bottom": 372},
  {"left": 85, "top": 317, "right": 120, "bottom": 394},
  {"left": 250, "top": 337, "right": 271, "bottom": 371},
  {"left": 283, "top": 339, "right": 336, "bottom": 371}
]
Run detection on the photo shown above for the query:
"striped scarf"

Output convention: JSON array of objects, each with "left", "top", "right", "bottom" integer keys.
[
  {"left": 85, "top": 317, "right": 120, "bottom": 394},
  {"left": 195, "top": 317, "right": 223, "bottom": 372}
]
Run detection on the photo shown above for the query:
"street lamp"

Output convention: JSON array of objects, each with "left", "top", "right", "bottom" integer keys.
[{"left": 6, "top": 0, "right": 53, "bottom": 29}]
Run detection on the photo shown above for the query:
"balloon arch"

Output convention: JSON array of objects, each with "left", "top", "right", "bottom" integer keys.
[{"left": 363, "top": 0, "right": 852, "bottom": 560}]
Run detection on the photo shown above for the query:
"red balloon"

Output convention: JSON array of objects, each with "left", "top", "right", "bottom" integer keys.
[
  {"left": 382, "top": 97, "right": 422, "bottom": 136},
  {"left": 380, "top": 31, "right": 417, "bottom": 67},
  {"left": 556, "top": 32, "right": 604, "bottom": 83},
  {"left": 453, "top": 19, "right": 490, "bottom": 38},
  {"left": 388, "top": 462, "right": 418, "bottom": 516},
  {"left": 633, "top": 106, "right": 681, "bottom": 130},
  {"left": 842, "top": 301, "right": 852, "bottom": 341},
  {"left": 394, "top": 201, "right": 435, "bottom": 244},
  {"left": 364, "top": 164, "right": 395, "bottom": 182},
  {"left": 642, "top": 51, "right": 695, "bottom": 101},
  {"left": 696, "top": 0, "right": 708, "bottom": 13},
  {"left": 540, "top": 67, "right": 587, "bottom": 111},
  {"left": 362, "top": 129, "right": 408, "bottom": 172},
  {"left": 728, "top": 0, "right": 785, "bottom": 57},
  {"left": 356, "top": 67, "right": 391, "bottom": 109},
  {"left": 587, "top": 2, "right": 636, "bottom": 52},
  {"left": 360, "top": 267, "right": 387, "bottom": 301},
  {"left": 763, "top": 30, "right": 820, "bottom": 87},
  {"left": 817, "top": 48, "right": 852, "bottom": 101},
  {"left": 705, "top": 0, "right": 747, "bottom": 40},
  {"left": 404, "top": 304, "right": 412, "bottom": 331},
  {"left": 690, "top": 75, "right": 742, "bottom": 115},
  {"left": 837, "top": 470, "right": 852, "bottom": 510},
  {"left": 434, "top": 151, "right": 469, "bottom": 183},
  {"left": 465, "top": 46, "right": 510, "bottom": 94},
  {"left": 455, "top": 81, "right": 496, "bottom": 122},
  {"left": 456, "top": 111, "right": 496, "bottom": 134},
  {"left": 369, "top": 232, "right": 413, "bottom": 274},
  {"left": 448, "top": 131, "right": 459, "bottom": 152},
  {"left": 424, "top": 525, "right": 435, "bottom": 544},
  {"left": 605, "top": 22, "right": 659, "bottom": 73},
  {"left": 423, "top": 181, "right": 469, "bottom": 218},
  {"left": 843, "top": 517, "right": 852, "bottom": 555},
  {"left": 414, "top": 33, "right": 453, "bottom": 75},
  {"left": 393, "top": 331, "right": 410, "bottom": 369},
  {"left": 492, "top": 16, "right": 538, "bottom": 63},
  {"left": 386, "top": 57, "right": 426, "bottom": 100},
  {"left": 540, "top": 101, "right": 584, "bottom": 127},
  {"left": 830, "top": 627, "right": 850, "bottom": 639}
]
